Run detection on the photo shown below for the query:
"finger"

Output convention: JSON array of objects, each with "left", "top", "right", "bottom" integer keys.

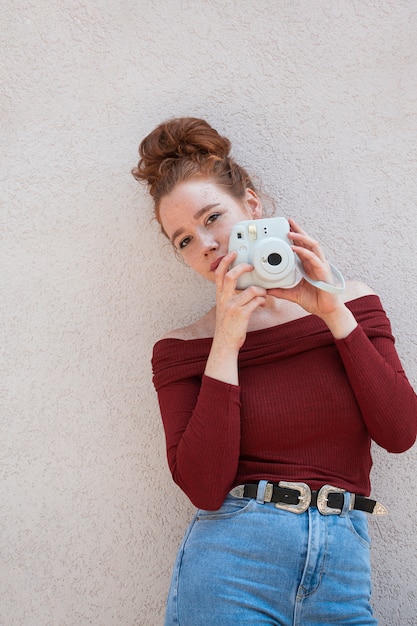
[
  {"left": 289, "top": 230, "right": 327, "bottom": 263},
  {"left": 288, "top": 219, "right": 315, "bottom": 243},
  {"left": 214, "top": 251, "right": 236, "bottom": 278},
  {"left": 214, "top": 252, "right": 253, "bottom": 281},
  {"left": 214, "top": 252, "right": 238, "bottom": 289},
  {"left": 292, "top": 243, "right": 326, "bottom": 267},
  {"left": 292, "top": 245, "right": 333, "bottom": 282},
  {"left": 288, "top": 218, "right": 307, "bottom": 235},
  {"left": 215, "top": 254, "right": 256, "bottom": 292},
  {"left": 267, "top": 286, "right": 299, "bottom": 303},
  {"left": 231, "top": 291, "right": 268, "bottom": 318},
  {"left": 235, "top": 284, "right": 267, "bottom": 304},
  {"left": 244, "top": 294, "right": 267, "bottom": 313}
]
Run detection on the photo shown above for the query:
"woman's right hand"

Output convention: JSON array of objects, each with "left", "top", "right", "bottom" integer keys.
[{"left": 204, "top": 251, "right": 267, "bottom": 385}]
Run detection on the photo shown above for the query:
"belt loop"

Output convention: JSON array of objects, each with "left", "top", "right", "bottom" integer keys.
[
  {"left": 340, "top": 491, "right": 351, "bottom": 517},
  {"left": 256, "top": 480, "right": 269, "bottom": 504}
]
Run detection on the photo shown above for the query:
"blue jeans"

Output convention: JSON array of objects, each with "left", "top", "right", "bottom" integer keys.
[{"left": 164, "top": 487, "right": 378, "bottom": 625}]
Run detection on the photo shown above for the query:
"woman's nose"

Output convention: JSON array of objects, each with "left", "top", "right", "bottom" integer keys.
[{"left": 199, "top": 231, "right": 219, "bottom": 254}]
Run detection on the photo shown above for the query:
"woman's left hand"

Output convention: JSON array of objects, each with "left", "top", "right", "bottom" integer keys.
[{"left": 267, "top": 219, "right": 344, "bottom": 318}]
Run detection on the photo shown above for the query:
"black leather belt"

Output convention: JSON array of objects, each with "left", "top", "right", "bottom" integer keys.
[{"left": 230, "top": 481, "right": 388, "bottom": 516}]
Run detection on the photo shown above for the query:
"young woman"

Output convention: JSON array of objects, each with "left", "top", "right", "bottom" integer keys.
[{"left": 132, "top": 117, "right": 417, "bottom": 625}]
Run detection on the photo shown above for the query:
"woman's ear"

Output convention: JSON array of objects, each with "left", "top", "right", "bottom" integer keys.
[{"left": 244, "top": 188, "right": 263, "bottom": 219}]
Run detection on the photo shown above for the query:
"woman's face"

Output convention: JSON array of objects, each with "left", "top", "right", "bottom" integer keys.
[{"left": 159, "top": 178, "right": 262, "bottom": 282}]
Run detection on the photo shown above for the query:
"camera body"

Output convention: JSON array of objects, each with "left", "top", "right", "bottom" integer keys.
[{"left": 228, "top": 217, "right": 298, "bottom": 290}]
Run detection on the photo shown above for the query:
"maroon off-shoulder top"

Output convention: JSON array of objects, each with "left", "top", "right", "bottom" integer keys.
[{"left": 152, "top": 296, "right": 417, "bottom": 509}]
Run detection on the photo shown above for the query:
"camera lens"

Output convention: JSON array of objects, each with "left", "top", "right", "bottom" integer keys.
[{"left": 267, "top": 253, "right": 282, "bottom": 266}]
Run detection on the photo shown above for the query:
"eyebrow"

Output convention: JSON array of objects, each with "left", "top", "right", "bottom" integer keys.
[{"left": 170, "top": 203, "right": 220, "bottom": 245}]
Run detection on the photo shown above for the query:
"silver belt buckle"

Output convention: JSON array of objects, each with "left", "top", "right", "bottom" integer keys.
[
  {"left": 317, "top": 484, "right": 345, "bottom": 515},
  {"left": 274, "top": 481, "right": 311, "bottom": 514},
  {"left": 229, "top": 485, "right": 245, "bottom": 498}
]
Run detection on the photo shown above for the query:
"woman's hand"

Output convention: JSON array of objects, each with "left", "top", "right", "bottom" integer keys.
[
  {"left": 268, "top": 219, "right": 358, "bottom": 338},
  {"left": 204, "top": 251, "right": 267, "bottom": 385},
  {"left": 213, "top": 251, "right": 267, "bottom": 350}
]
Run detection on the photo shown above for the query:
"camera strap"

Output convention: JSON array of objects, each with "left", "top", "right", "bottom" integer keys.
[{"left": 296, "top": 260, "right": 346, "bottom": 294}]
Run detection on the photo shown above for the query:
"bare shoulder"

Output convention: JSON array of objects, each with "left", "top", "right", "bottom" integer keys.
[
  {"left": 159, "top": 308, "right": 215, "bottom": 341},
  {"left": 342, "top": 279, "right": 377, "bottom": 302}
]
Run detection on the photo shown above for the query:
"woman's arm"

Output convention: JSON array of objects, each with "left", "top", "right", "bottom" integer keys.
[
  {"left": 334, "top": 322, "right": 417, "bottom": 452},
  {"left": 156, "top": 254, "right": 267, "bottom": 509},
  {"left": 157, "top": 374, "right": 242, "bottom": 509},
  {"left": 204, "top": 251, "right": 267, "bottom": 385},
  {"left": 268, "top": 220, "right": 417, "bottom": 450}
]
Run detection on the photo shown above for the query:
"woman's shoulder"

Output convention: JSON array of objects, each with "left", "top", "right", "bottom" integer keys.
[
  {"left": 152, "top": 312, "right": 214, "bottom": 386},
  {"left": 342, "top": 279, "right": 377, "bottom": 302},
  {"left": 158, "top": 308, "right": 216, "bottom": 342}
]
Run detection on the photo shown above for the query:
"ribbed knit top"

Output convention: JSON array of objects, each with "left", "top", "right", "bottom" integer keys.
[{"left": 152, "top": 295, "right": 417, "bottom": 509}]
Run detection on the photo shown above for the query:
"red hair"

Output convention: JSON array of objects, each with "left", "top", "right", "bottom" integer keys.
[{"left": 132, "top": 117, "right": 258, "bottom": 226}]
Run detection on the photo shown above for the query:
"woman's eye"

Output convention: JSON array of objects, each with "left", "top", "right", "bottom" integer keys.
[
  {"left": 179, "top": 236, "right": 191, "bottom": 249},
  {"left": 177, "top": 214, "right": 220, "bottom": 249},
  {"left": 207, "top": 213, "right": 220, "bottom": 224}
]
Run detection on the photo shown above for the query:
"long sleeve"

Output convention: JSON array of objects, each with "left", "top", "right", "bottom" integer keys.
[
  {"left": 334, "top": 324, "right": 417, "bottom": 452},
  {"left": 156, "top": 374, "right": 241, "bottom": 509}
]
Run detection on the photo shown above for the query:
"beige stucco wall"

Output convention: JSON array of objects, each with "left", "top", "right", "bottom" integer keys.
[{"left": 2, "top": 1, "right": 416, "bottom": 624}]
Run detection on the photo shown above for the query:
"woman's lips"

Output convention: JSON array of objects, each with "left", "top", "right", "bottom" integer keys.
[{"left": 210, "top": 256, "right": 225, "bottom": 272}]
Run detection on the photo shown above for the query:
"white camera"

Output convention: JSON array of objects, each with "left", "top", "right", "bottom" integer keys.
[{"left": 228, "top": 217, "right": 299, "bottom": 290}]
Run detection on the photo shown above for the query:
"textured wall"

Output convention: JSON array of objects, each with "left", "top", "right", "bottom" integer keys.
[{"left": 2, "top": 1, "right": 416, "bottom": 624}]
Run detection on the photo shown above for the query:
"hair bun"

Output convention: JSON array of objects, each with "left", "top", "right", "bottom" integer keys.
[{"left": 133, "top": 117, "right": 231, "bottom": 190}]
